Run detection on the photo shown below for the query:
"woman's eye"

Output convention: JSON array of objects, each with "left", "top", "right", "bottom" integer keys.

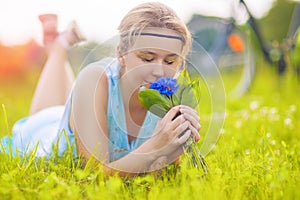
[
  {"left": 164, "top": 60, "right": 174, "bottom": 65},
  {"left": 142, "top": 58, "right": 154, "bottom": 62},
  {"left": 135, "top": 52, "right": 155, "bottom": 62}
]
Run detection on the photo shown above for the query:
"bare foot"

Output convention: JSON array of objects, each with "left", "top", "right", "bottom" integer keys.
[
  {"left": 58, "top": 21, "right": 85, "bottom": 49},
  {"left": 39, "top": 14, "right": 58, "bottom": 46}
]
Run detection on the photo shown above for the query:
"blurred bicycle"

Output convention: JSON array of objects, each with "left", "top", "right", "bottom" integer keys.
[
  {"left": 242, "top": 0, "right": 300, "bottom": 76},
  {"left": 186, "top": 0, "right": 300, "bottom": 98}
]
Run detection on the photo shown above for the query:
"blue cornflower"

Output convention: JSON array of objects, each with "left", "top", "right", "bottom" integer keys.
[{"left": 150, "top": 77, "right": 179, "bottom": 97}]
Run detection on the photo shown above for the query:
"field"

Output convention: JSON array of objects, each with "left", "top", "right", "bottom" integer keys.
[{"left": 0, "top": 63, "right": 299, "bottom": 200}]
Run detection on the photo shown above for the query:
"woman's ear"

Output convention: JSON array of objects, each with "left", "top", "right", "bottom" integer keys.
[
  {"left": 117, "top": 46, "right": 125, "bottom": 68},
  {"left": 178, "top": 59, "right": 185, "bottom": 71}
]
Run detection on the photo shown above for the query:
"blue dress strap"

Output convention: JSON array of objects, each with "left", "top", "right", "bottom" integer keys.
[{"left": 104, "top": 58, "right": 160, "bottom": 161}]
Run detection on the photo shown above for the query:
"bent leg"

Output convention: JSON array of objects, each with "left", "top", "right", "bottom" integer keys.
[
  {"left": 29, "top": 40, "right": 75, "bottom": 115},
  {"left": 29, "top": 21, "right": 85, "bottom": 115}
]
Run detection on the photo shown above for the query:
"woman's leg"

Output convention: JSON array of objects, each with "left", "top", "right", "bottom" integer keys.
[
  {"left": 29, "top": 41, "right": 74, "bottom": 114},
  {"left": 29, "top": 22, "right": 84, "bottom": 115}
]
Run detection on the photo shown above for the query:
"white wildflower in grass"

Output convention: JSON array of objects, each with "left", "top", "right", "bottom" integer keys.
[
  {"left": 284, "top": 118, "right": 294, "bottom": 129},
  {"left": 269, "top": 107, "right": 278, "bottom": 115},
  {"left": 271, "top": 140, "right": 276, "bottom": 145},
  {"left": 245, "top": 149, "right": 250, "bottom": 156},
  {"left": 268, "top": 108, "right": 280, "bottom": 122},
  {"left": 289, "top": 105, "right": 296, "bottom": 112},
  {"left": 265, "top": 152, "right": 270, "bottom": 157},
  {"left": 242, "top": 110, "right": 249, "bottom": 120},
  {"left": 235, "top": 120, "right": 242, "bottom": 128},
  {"left": 249, "top": 101, "right": 259, "bottom": 110},
  {"left": 260, "top": 107, "right": 269, "bottom": 116},
  {"left": 274, "top": 149, "right": 281, "bottom": 156},
  {"left": 284, "top": 118, "right": 292, "bottom": 126},
  {"left": 219, "top": 128, "right": 226, "bottom": 135}
]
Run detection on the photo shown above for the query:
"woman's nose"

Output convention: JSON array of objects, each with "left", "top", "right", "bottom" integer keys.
[{"left": 152, "top": 63, "right": 164, "bottom": 77}]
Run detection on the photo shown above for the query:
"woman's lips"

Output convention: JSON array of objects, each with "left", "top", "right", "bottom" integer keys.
[{"left": 141, "top": 81, "right": 152, "bottom": 88}]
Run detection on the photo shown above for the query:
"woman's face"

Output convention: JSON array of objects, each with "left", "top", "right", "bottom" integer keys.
[
  {"left": 118, "top": 27, "right": 185, "bottom": 90},
  {"left": 120, "top": 48, "right": 182, "bottom": 88}
]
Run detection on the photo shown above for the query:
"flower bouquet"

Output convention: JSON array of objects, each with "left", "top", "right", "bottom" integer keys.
[{"left": 138, "top": 69, "right": 208, "bottom": 174}]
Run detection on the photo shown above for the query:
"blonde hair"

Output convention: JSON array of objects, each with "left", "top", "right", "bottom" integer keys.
[{"left": 118, "top": 2, "right": 191, "bottom": 58}]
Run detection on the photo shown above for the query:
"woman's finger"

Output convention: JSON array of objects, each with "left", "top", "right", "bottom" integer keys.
[
  {"left": 164, "top": 106, "right": 181, "bottom": 122},
  {"left": 172, "top": 113, "right": 186, "bottom": 128},
  {"left": 179, "top": 106, "right": 200, "bottom": 130},
  {"left": 182, "top": 112, "right": 201, "bottom": 131},
  {"left": 180, "top": 106, "right": 200, "bottom": 122},
  {"left": 180, "top": 105, "right": 200, "bottom": 119},
  {"left": 188, "top": 123, "right": 201, "bottom": 142},
  {"left": 177, "top": 129, "right": 191, "bottom": 145},
  {"left": 174, "top": 121, "right": 190, "bottom": 137}
]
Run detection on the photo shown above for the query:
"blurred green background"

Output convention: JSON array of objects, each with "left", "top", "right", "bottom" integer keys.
[{"left": 0, "top": 0, "right": 299, "bottom": 134}]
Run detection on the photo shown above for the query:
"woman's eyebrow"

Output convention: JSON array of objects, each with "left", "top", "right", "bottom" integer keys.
[
  {"left": 166, "top": 54, "right": 179, "bottom": 57},
  {"left": 137, "top": 51, "right": 156, "bottom": 55},
  {"left": 138, "top": 51, "right": 179, "bottom": 57}
]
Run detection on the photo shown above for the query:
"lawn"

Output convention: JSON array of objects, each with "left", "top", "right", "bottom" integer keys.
[{"left": 0, "top": 63, "right": 299, "bottom": 200}]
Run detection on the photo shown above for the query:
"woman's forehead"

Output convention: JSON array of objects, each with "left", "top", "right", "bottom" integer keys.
[
  {"left": 135, "top": 49, "right": 180, "bottom": 57},
  {"left": 129, "top": 27, "right": 184, "bottom": 55},
  {"left": 131, "top": 36, "right": 183, "bottom": 55}
]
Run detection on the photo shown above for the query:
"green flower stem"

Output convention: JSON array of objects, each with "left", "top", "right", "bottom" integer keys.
[
  {"left": 184, "top": 136, "right": 208, "bottom": 175},
  {"left": 173, "top": 108, "right": 208, "bottom": 175},
  {"left": 170, "top": 95, "right": 174, "bottom": 107}
]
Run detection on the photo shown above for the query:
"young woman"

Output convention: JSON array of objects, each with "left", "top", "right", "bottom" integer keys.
[{"left": 1, "top": 2, "right": 201, "bottom": 177}]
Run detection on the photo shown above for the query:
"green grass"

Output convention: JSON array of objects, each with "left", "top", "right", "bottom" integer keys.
[{"left": 0, "top": 64, "right": 299, "bottom": 199}]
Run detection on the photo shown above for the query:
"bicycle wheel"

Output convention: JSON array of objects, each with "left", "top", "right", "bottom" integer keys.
[{"left": 187, "top": 14, "right": 255, "bottom": 98}]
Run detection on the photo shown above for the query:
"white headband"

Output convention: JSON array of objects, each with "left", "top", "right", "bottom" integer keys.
[{"left": 124, "top": 27, "right": 184, "bottom": 55}]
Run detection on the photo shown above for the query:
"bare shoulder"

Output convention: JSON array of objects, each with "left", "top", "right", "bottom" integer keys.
[
  {"left": 74, "top": 62, "right": 108, "bottom": 92},
  {"left": 72, "top": 61, "right": 109, "bottom": 118}
]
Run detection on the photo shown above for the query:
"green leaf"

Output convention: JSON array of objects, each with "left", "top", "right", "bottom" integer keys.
[
  {"left": 138, "top": 89, "right": 172, "bottom": 118},
  {"left": 176, "top": 68, "right": 191, "bottom": 101},
  {"left": 175, "top": 68, "right": 201, "bottom": 109},
  {"left": 172, "top": 93, "right": 180, "bottom": 106},
  {"left": 190, "top": 77, "right": 201, "bottom": 109},
  {"left": 177, "top": 68, "right": 191, "bottom": 85},
  {"left": 180, "top": 85, "right": 198, "bottom": 109}
]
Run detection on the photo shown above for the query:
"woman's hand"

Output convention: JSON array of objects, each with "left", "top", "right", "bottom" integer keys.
[
  {"left": 179, "top": 105, "right": 201, "bottom": 142},
  {"left": 147, "top": 105, "right": 201, "bottom": 171},
  {"left": 143, "top": 105, "right": 201, "bottom": 171},
  {"left": 148, "top": 105, "right": 192, "bottom": 158}
]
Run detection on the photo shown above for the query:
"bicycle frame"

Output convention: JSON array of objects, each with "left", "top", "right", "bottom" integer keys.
[
  {"left": 187, "top": 12, "right": 256, "bottom": 97},
  {"left": 240, "top": 0, "right": 273, "bottom": 64},
  {"left": 240, "top": 0, "right": 300, "bottom": 74}
]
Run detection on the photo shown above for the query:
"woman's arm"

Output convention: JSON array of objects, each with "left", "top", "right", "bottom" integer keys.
[{"left": 70, "top": 63, "right": 158, "bottom": 175}]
